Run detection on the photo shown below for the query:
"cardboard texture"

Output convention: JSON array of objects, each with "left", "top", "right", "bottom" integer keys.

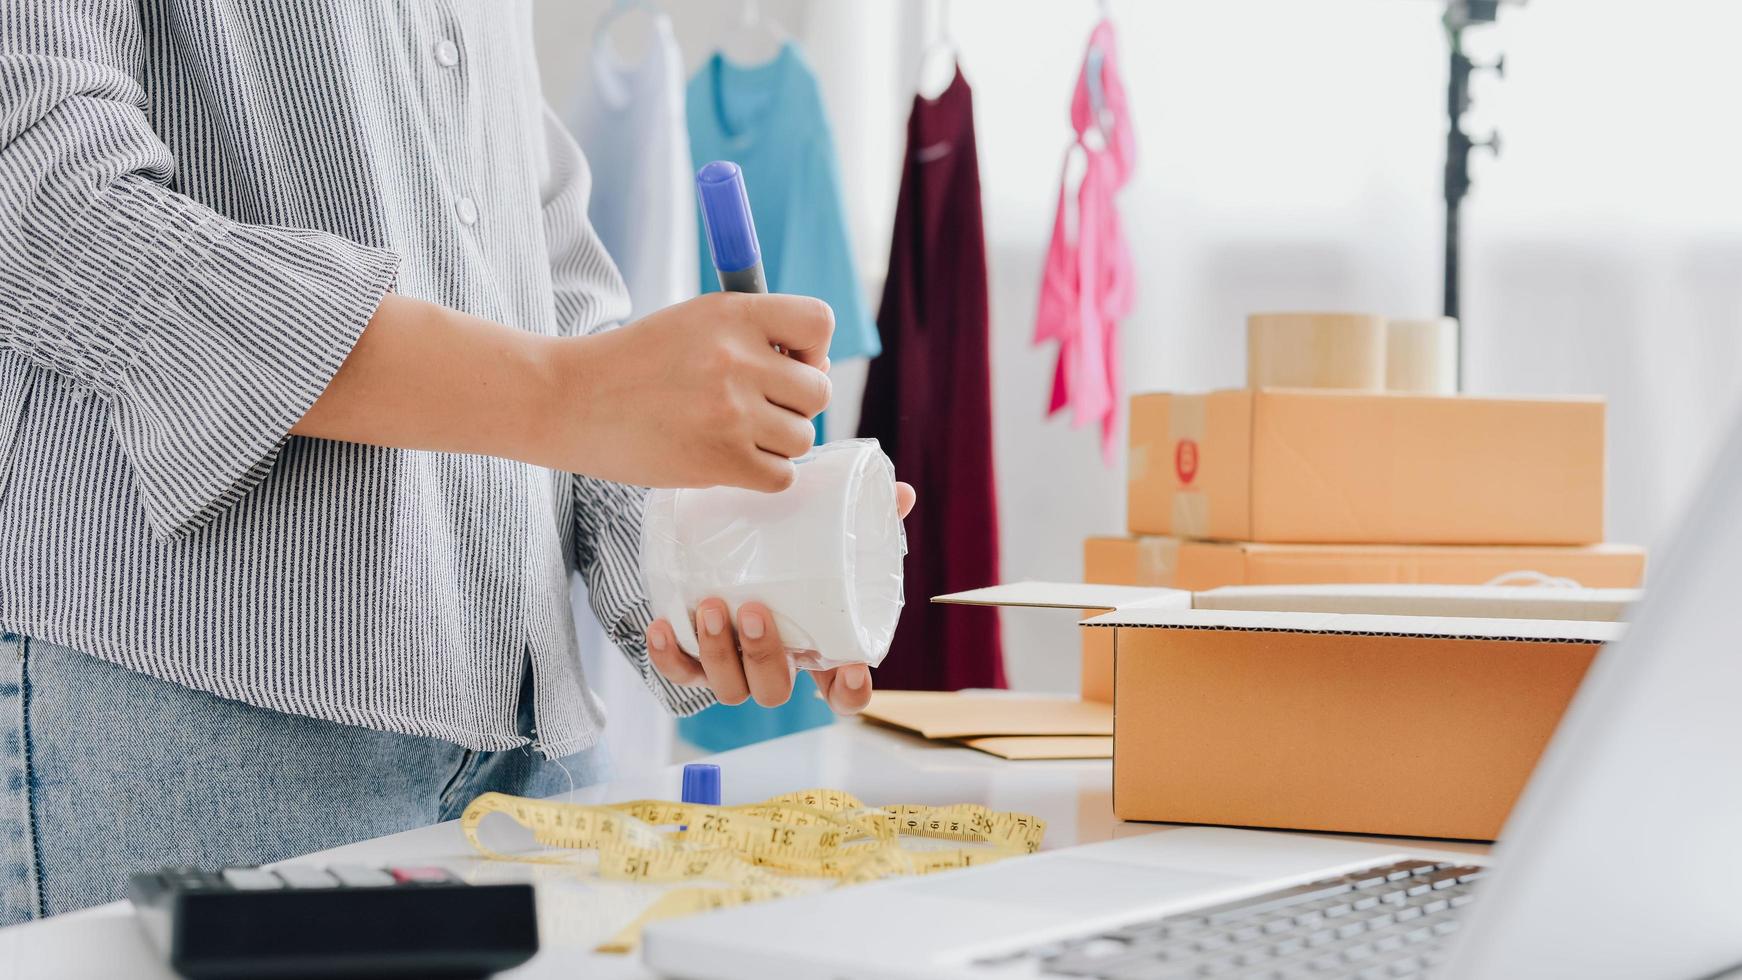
[
  {"left": 1080, "top": 625, "right": 1116, "bottom": 704},
  {"left": 1247, "top": 313, "right": 1388, "bottom": 391},
  {"left": 1084, "top": 536, "right": 1647, "bottom": 592},
  {"left": 960, "top": 736, "right": 1113, "bottom": 760},
  {"left": 1109, "top": 623, "right": 1600, "bottom": 841},
  {"left": 859, "top": 690, "right": 1113, "bottom": 740},
  {"left": 1126, "top": 388, "right": 1606, "bottom": 545},
  {"left": 936, "top": 583, "right": 1633, "bottom": 841}
]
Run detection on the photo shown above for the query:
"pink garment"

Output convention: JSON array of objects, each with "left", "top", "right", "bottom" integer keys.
[{"left": 1033, "top": 20, "right": 1136, "bottom": 462}]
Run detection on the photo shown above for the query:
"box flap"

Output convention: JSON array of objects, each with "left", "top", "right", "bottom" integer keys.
[
  {"left": 1193, "top": 584, "right": 1638, "bottom": 623},
  {"left": 1084, "top": 605, "right": 1622, "bottom": 643},
  {"left": 933, "top": 582, "right": 1188, "bottom": 611},
  {"left": 860, "top": 691, "right": 1114, "bottom": 739}
]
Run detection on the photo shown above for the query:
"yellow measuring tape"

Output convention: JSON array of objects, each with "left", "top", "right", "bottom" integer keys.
[{"left": 461, "top": 788, "right": 1046, "bottom": 953}]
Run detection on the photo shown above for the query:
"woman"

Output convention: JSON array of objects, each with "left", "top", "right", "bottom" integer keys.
[{"left": 0, "top": 0, "right": 905, "bottom": 922}]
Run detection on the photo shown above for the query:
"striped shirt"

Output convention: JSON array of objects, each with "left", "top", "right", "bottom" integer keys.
[{"left": 0, "top": 0, "right": 713, "bottom": 756}]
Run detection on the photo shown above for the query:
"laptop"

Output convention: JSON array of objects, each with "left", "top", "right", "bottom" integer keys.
[{"left": 642, "top": 416, "right": 1742, "bottom": 980}]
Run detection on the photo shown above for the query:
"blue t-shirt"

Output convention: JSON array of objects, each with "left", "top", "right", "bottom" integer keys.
[
  {"left": 688, "top": 42, "right": 880, "bottom": 445},
  {"left": 679, "top": 43, "right": 877, "bottom": 753}
]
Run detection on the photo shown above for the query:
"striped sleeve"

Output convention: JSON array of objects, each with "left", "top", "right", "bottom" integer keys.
[
  {"left": 540, "top": 100, "right": 713, "bottom": 716},
  {"left": 571, "top": 475, "right": 715, "bottom": 716},
  {"left": 0, "top": 2, "right": 398, "bottom": 538},
  {"left": 538, "top": 103, "right": 630, "bottom": 335}
]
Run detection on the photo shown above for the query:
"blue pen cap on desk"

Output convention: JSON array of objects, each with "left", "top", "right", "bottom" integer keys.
[
  {"left": 681, "top": 763, "right": 721, "bottom": 807},
  {"left": 696, "top": 161, "right": 762, "bottom": 274}
]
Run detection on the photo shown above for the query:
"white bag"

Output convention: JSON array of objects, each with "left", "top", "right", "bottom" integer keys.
[{"left": 641, "top": 439, "right": 907, "bottom": 670}]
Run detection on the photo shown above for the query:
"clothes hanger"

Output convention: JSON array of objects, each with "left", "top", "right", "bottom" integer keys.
[
  {"left": 719, "top": 0, "right": 788, "bottom": 66},
  {"left": 1085, "top": 0, "right": 1113, "bottom": 136},
  {"left": 915, "top": 0, "right": 959, "bottom": 99}
]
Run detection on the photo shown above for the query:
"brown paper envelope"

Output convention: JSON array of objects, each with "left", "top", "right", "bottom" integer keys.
[
  {"left": 860, "top": 691, "right": 1112, "bottom": 739},
  {"left": 960, "top": 736, "right": 1114, "bottom": 760}
]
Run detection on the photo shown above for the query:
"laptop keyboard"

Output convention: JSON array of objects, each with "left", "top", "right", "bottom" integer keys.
[{"left": 968, "top": 859, "right": 1485, "bottom": 979}]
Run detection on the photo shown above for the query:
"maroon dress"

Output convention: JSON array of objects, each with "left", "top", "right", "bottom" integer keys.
[{"left": 858, "top": 68, "right": 1005, "bottom": 691}]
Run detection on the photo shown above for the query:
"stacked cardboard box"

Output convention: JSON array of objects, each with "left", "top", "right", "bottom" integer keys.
[
  {"left": 1079, "top": 314, "right": 1646, "bottom": 705},
  {"left": 907, "top": 313, "right": 1647, "bottom": 839}
]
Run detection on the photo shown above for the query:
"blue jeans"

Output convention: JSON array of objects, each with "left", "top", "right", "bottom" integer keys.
[{"left": 0, "top": 634, "right": 608, "bottom": 924}]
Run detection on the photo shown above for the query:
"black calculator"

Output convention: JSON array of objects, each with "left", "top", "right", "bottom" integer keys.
[{"left": 128, "top": 863, "right": 538, "bottom": 978}]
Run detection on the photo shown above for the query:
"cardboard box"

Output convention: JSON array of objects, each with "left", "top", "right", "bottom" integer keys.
[
  {"left": 1127, "top": 388, "right": 1606, "bottom": 545},
  {"left": 1084, "top": 536, "right": 1647, "bottom": 592},
  {"left": 937, "top": 583, "right": 1635, "bottom": 840},
  {"left": 1078, "top": 536, "right": 1643, "bottom": 703}
]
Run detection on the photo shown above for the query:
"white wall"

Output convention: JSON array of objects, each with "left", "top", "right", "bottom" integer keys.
[{"left": 534, "top": 1, "right": 1742, "bottom": 695}]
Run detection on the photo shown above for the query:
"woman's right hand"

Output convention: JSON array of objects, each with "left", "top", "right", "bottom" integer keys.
[
  {"left": 553, "top": 291, "right": 836, "bottom": 491},
  {"left": 294, "top": 291, "right": 833, "bottom": 490}
]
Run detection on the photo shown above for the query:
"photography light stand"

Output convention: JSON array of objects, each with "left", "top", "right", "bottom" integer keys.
[{"left": 1441, "top": 0, "right": 1519, "bottom": 390}]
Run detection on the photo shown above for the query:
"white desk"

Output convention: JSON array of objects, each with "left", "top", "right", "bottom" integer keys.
[{"left": 0, "top": 718, "right": 1489, "bottom": 979}]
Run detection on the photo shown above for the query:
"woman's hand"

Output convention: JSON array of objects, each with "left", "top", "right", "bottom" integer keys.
[
  {"left": 558, "top": 292, "right": 836, "bottom": 492},
  {"left": 295, "top": 292, "right": 835, "bottom": 493},
  {"left": 646, "top": 482, "right": 916, "bottom": 714}
]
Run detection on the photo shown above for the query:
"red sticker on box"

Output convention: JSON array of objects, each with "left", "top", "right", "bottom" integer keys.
[{"left": 1175, "top": 439, "right": 1200, "bottom": 485}]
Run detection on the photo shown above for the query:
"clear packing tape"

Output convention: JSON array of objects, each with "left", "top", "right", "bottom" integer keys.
[
  {"left": 642, "top": 439, "right": 907, "bottom": 670},
  {"left": 461, "top": 789, "right": 1047, "bottom": 953}
]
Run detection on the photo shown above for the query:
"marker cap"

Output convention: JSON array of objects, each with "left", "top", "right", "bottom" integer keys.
[
  {"left": 696, "top": 161, "right": 762, "bottom": 274},
  {"left": 680, "top": 763, "right": 722, "bottom": 807}
]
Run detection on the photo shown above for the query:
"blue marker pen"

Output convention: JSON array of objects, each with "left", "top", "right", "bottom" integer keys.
[{"left": 696, "top": 161, "right": 767, "bottom": 294}]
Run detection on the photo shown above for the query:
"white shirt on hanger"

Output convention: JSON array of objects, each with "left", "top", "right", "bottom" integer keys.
[
  {"left": 564, "top": 10, "right": 699, "bottom": 775},
  {"left": 569, "top": 12, "right": 699, "bottom": 319}
]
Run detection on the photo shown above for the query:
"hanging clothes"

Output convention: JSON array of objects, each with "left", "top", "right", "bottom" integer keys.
[
  {"left": 569, "top": 13, "right": 698, "bottom": 318},
  {"left": 858, "top": 66, "right": 1005, "bottom": 692},
  {"left": 1033, "top": 20, "right": 1136, "bottom": 463},
  {"left": 686, "top": 42, "right": 880, "bottom": 445},
  {"left": 679, "top": 41, "right": 881, "bottom": 752},
  {"left": 564, "top": 11, "right": 699, "bottom": 775}
]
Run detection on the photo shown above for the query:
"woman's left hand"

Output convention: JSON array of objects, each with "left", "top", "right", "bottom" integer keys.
[{"left": 646, "top": 482, "right": 916, "bottom": 715}]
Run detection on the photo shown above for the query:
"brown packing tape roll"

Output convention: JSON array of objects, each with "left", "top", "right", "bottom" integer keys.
[
  {"left": 1386, "top": 317, "right": 1459, "bottom": 394},
  {"left": 1247, "top": 312, "right": 1387, "bottom": 391}
]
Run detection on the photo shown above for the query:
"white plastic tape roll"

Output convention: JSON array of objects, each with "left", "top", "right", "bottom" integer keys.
[
  {"left": 641, "top": 439, "right": 907, "bottom": 671},
  {"left": 1385, "top": 317, "right": 1459, "bottom": 394}
]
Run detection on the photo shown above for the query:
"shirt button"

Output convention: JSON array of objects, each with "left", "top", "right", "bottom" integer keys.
[
  {"left": 434, "top": 39, "right": 461, "bottom": 68},
  {"left": 456, "top": 197, "right": 479, "bottom": 226}
]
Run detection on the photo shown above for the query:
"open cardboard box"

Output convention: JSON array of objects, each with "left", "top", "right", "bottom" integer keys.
[
  {"left": 1076, "top": 538, "right": 1646, "bottom": 703},
  {"left": 937, "top": 582, "right": 1636, "bottom": 841}
]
